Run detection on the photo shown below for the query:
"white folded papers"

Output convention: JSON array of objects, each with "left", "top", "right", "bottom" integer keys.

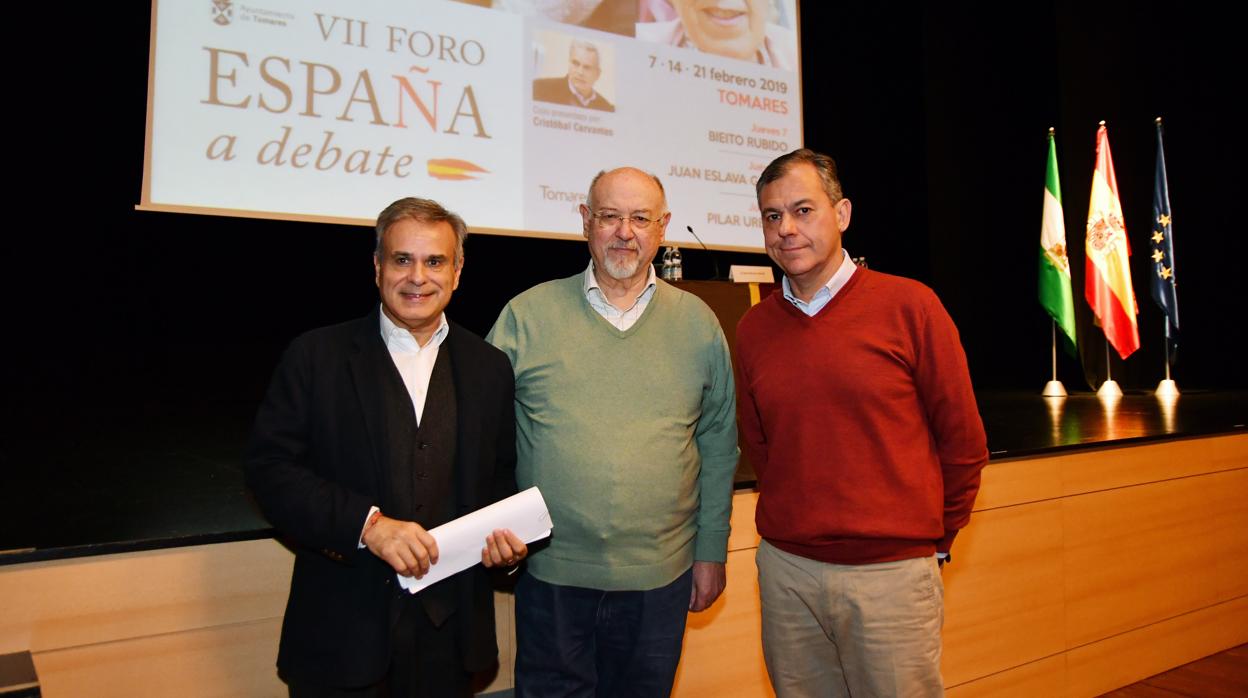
[{"left": 398, "top": 486, "right": 551, "bottom": 593}]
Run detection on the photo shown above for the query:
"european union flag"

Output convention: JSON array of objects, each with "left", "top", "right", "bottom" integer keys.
[{"left": 1150, "top": 118, "right": 1179, "bottom": 362}]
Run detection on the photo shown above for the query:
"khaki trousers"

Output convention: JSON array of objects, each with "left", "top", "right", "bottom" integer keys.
[{"left": 757, "top": 540, "right": 944, "bottom": 698}]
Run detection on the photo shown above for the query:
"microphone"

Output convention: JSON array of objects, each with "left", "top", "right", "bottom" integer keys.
[{"left": 686, "top": 226, "right": 723, "bottom": 280}]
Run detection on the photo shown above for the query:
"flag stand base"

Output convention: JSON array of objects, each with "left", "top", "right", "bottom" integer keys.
[
  {"left": 1041, "top": 380, "right": 1068, "bottom": 397},
  {"left": 1155, "top": 379, "right": 1180, "bottom": 399},
  {"left": 1097, "top": 379, "right": 1123, "bottom": 399}
]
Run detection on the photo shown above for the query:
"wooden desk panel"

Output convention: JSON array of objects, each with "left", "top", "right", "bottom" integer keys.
[
  {"left": 974, "top": 452, "right": 1065, "bottom": 510},
  {"left": 941, "top": 501, "right": 1066, "bottom": 686},
  {"left": 946, "top": 653, "right": 1066, "bottom": 698},
  {"left": 1062, "top": 472, "right": 1239, "bottom": 647},
  {"left": 34, "top": 619, "right": 283, "bottom": 698},
  {"left": 1058, "top": 433, "right": 1248, "bottom": 498},
  {"left": 673, "top": 548, "right": 774, "bottom": 698},
  {"left": 1213, "top": 468, "right": 1248, "bottom": 601},
  {"left": 1065, "top": 596, "right": 1248, "bottom": 697},
  {"left": 2, "top": 433, "right": 1245, "bottom": 696},
  {"left": 0, "top": 540, "right": 290, "bottom": 655}
]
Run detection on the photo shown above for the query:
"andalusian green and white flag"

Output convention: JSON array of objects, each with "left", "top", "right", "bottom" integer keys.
[{"left": 1039, "top": 129, "right": 1077, "bottom": 352}]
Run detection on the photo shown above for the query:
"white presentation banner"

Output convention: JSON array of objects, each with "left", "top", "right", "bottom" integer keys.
[{"left": 143, "top": 0, "right": 803, "bottom": 251}]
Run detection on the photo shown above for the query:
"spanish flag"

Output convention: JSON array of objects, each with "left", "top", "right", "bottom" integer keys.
[
  {"left": 426, "top": 158, "right": 489, "bottom": 181},
  {"left": 1084, "top": 122, "right": 1139, "bottom": 360}
]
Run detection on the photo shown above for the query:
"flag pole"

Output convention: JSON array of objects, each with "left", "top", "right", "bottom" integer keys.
[
  {"left": 1040, "top": 126, "right": 1070, "bottom": 397},
  {"left": 1151, "top": 116, "right": 1180, "bottom": 399},
  {"left": 1156, "top": 316, "right": 1180, "bottom": 397},
  {"left": 1097, "top": 335, "right": 1122, "bottom": 398},
  {"left": 1043, "top": 320, "right": 1067, "bottom": 396},
  {"left": 1164, "top": 319, "right": 1171, "bottom": 380}
]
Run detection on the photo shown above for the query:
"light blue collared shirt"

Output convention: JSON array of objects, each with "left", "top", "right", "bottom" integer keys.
[
  {"left": 782, "top": 249, "right": 857, "bottom": 317},
  {"left": 583, "top": 261, "right": 658, "bottom": 330}
]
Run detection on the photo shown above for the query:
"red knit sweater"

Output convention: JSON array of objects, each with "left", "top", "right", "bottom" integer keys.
[{"left": 735, "top": 268, "right": 988, "bottom": 564}]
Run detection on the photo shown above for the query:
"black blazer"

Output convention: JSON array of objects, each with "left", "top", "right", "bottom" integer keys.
[{"left": 245, "top": 310, "right": 517, "bottom": 687}]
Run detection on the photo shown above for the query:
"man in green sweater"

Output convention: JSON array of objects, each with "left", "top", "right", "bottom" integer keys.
[{"left": 487, "top": 167, "right": 739, "bottom": 697}]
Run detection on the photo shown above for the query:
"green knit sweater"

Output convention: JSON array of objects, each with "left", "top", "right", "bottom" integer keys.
[{"left": 487, "top": 274, "right": 739, "bottom": 590}]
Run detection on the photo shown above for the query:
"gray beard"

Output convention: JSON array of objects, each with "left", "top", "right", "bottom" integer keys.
[
  {"left": 602, "top": 258, "right": 640, "bottom": 280},
  {"left": 601, "top": 246, "right": 646, "bottom": 280}
]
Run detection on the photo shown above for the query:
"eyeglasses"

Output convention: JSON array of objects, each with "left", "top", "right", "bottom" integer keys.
[{"left": 591, "top": 211, "right": 663, "bottom": 231}]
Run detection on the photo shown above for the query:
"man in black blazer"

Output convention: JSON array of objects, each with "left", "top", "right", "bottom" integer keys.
[
  {"left": 246, "top": 197, "right": 526, "bottom": 697},
  {"left": 532, "top": 39, "right": 615, "bottom": 112}
]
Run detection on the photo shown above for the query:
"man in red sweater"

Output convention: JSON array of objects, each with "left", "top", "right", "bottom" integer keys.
[{"left": 736, "top": 149, "right": 988, "bottom": 697}]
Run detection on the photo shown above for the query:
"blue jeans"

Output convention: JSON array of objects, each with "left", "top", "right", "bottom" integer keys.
[{"left": 514, "top": 568, "right": 693, "bottom": 698}]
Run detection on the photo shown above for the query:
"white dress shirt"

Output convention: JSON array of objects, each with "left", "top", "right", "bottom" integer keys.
[
  {"left": 361, "top": 309, "right": 451, "bottom": 546},
  {"left": 379, "top": 308, "right": 450, "bottom": 425}
]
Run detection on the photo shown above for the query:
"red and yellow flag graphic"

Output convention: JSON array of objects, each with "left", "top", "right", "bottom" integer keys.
[
  {"left": 426, "top": 158, "right": 490, "bottom": 181},
  {"left": 1084, "top": 123, "right": 1139, "bottom": 359}
]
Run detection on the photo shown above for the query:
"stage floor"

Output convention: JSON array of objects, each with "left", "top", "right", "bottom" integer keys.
[
  {"left": 980, "top": 390, "right": 1246, "bottom": 457},
  {"left": 2, "top": 390, "right": 1244, "bottom": 565}
]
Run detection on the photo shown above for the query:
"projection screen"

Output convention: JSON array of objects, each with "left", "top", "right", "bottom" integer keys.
[{"left": 141, "top": 0, "right": 803, "bottom": 251}]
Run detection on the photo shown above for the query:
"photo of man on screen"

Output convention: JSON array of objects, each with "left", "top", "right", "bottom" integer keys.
[{"left": 532, "top": 38, "right": 616, "bottom": 112}]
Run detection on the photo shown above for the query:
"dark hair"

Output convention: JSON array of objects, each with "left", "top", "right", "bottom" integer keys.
[
  {"left": 755, "top": 148, "right": 844, "bottom": 203},
  {"left": 374, "top": 197, "right": 468, "bottom": 265}
]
